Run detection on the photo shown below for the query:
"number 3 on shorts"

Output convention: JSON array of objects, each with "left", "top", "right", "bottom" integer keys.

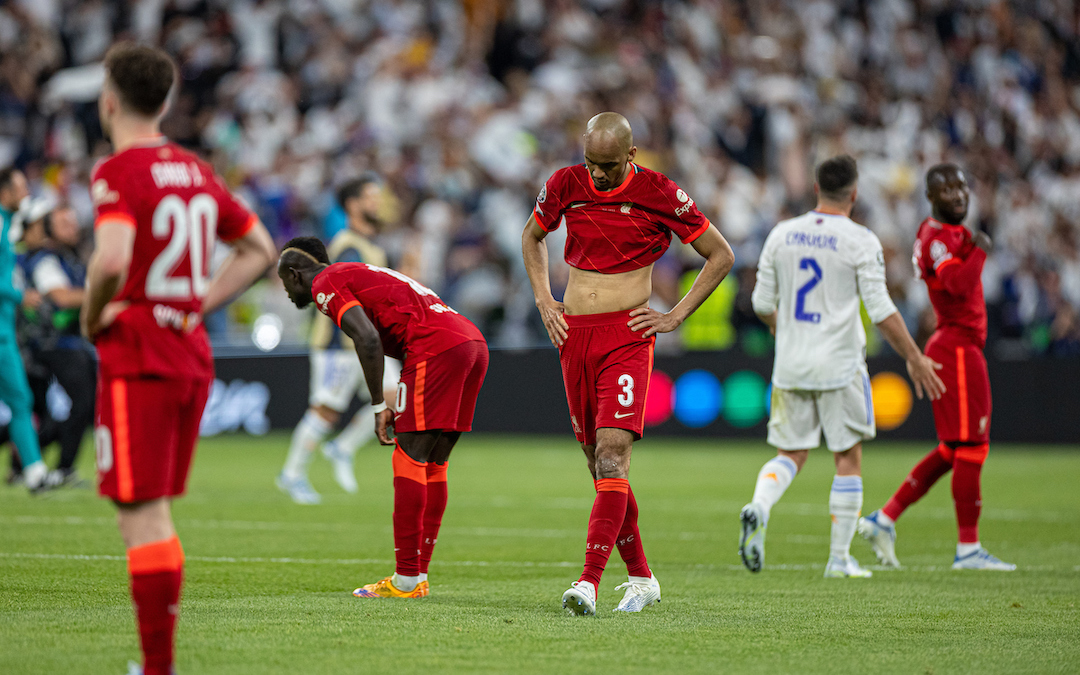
[{"left": 617, "top": 374, "right": 634, "bottom": 407}]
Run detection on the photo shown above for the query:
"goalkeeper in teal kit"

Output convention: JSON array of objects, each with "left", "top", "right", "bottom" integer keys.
[{"left": 0, "top": 167, "right": 47, "bottom": 492}]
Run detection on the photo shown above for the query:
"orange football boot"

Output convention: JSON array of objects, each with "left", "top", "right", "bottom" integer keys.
[{"left": 352, "top": 576, "right": 428, "bottom": 598}]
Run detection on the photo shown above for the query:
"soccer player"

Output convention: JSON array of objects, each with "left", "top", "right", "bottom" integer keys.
[
  {"left": 277, "top": 236, "right": 488, "bottom": 598},
  {"left": 277, "top": 175, "right": 400, "bottom": 504},
  {"left": 522, "top": 112, "right": 734, "bottom": 615},
  {"left": 82, "top": 43, "right": 276, "bottom": 675},
  {"left": 859, "top": 164, "right": 1016, "bottom": 571},
  {"left": 0, "top": 167, "right": 48, "bottom": 492},
  {"left": 742, "top": 155, "right": 945, "bottom": 578}
]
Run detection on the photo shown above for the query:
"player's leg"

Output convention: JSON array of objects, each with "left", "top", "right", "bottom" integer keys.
[
  {"left": 353, "top": 429, "right": 440, "bottom": 598},
  {"left": 278, "top": 351, "right": 347, "bottom": 503},
  {"left": 949, "top": 347, "right": 1013, "bottom": 570},
  {"left": 418, "top": 431, "right": 461, "bottom": 593},
  {"left": 741, "top": 387, "right": 817, "bottom": 572},
  {"left": 43, "top": 347, "right": 96, "bottom": 484},
  {"left": 0, "top": 340, "right": 47, "bottom": 491},
  {"left": 823, "top": 444, "right": 872, "bottom": 578}
]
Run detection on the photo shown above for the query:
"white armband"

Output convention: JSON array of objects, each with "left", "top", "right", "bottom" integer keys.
[{"left": 371, "top": 401, "right": 388, "bottom": 414}]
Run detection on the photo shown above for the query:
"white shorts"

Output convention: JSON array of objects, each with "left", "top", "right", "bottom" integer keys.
[
  {"left": 309, "top": 350, "right": 401, "bottom": 411},
  {"left": 766, "top": 368, "right": 876, "bottom": 452}
]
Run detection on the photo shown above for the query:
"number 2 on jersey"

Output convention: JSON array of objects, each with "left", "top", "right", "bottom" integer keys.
[
  {"left": 794, "top": 257, "right": 822, "bottom": 324},
  {"left": 147, "top": 194, "right": 217, "bottom": 300}
]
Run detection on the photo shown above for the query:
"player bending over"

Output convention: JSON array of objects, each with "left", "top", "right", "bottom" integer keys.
[
  {"left": 858, "top": 164, "right": 1016, "bottom": 571},
  {"left": 83, "top": 43, "right": 276, "bottom": 675},
  {"left": 743, "top": 155, "right": 944, "bottom": 577},
  {"left": 277, "top": 175, "right": 400, "bottom": 504},
  {"left": 278, "top": 237, "right": 488, "bottom": 598},
  {"left": 523, "top": 112, "right": 734, "bottom": 615}
]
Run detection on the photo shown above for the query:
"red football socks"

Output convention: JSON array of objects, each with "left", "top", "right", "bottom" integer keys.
[
  {"left": 580, "top": 478, "right": 629, "bottom": 588},
  {"left": 952, "top": 444, "right": 988, "bottom": 543},
  {"left": 127, "top": 535, "right": 184, "bottom": 675},
  {"left": 392, "top": 445, "right": 427, "bottom": 577},
  {"left": 883, "top": 443, "right": 954, "bottom": 521},
  {"left": 420, "top": 462, "right": 449, "bottom": 575},
  {"left": 613, "top": 484, "right": 651, "bottom": 578}
]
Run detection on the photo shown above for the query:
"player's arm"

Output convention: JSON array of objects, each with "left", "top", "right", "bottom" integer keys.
[
  {"left": 522, "top": 214, "right": 569, "bottom": 346},
  {"left": 337, "top": 305, "right": 393, "bottom": 445},
  {"left": 751, "top": 233, "right": 779, "bottom": 335},
  {"left": 628, "top": 224, "right": 735, "bottom": 338},
  {"left": 201, "top": 220, "right": 276, "bottom": 316},
  {"left": 935, "top": 241, "right": 987, "bottom": 297},
  {"left": 32, "top": 258, "right": 83, "bottom": 308},
  {"left": 81, "top": 220, "right": 134, "bottom": 340},
  {"left": 858, "top": 244, "right": 945, "bottom": 400}
]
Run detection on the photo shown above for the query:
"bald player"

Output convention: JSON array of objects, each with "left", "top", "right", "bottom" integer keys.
[
  {"left": 859, "top": 164, "right": 1016, "bottom": 571},
  {"left": 523, "top": 112, "right": 734, "bottom": 615}
]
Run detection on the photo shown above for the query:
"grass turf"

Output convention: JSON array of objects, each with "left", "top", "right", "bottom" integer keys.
[{"left": 1, "top": 433, "right": 1078, "bottom": 674}]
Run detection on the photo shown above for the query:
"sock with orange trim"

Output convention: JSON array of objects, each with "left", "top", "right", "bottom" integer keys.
[
  {"left": 419, "top": 461, "right": 448, "bottom": 576},
  {"left": 579, "top": 478, "right": 629, "bottom": 589},
  {"left": 127, "top": 535, "right": 184, "bottom": 675},
  {"left": 751, "top": 455, "right": 798, "bottom": 522},
  {"left": 392, "top": 445, "right": 427, "bottom": 578},
  {"left": 613, "top": 484, "right": 650, "bottom": 578},
  {"left": 882, "top": 443, "right": 954, "bottom": 522},
  {"left": 952, "top": 443, "right": 988, "bottom": 544}
]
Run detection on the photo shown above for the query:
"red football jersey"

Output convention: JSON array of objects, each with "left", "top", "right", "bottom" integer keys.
[
  {"left": 312, "top": 263, "right": 485, "bottom": 362},
  {"left": 533, "top": 163, "right": 711, "bottom": 273},
  {"left": 913, "top": 217, "right": 988, "bottom": 348},
  {"left": 91, "top": 138, "right": 257, "bottom": 379}
]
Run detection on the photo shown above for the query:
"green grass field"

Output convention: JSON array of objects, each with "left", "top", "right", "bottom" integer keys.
[{"left": 1, "top": 434, "right": 1078, "bottom": 675}]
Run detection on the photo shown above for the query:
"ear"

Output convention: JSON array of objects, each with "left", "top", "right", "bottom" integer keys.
[
  {"left": 850, "top": 187, "right": 858, "bottom": 204},
  {"left": 813, "top": 183, "right": 820, "bottom": 198},
  {"left": 627, "top": 146, "right": 638, "bottom": 162}
]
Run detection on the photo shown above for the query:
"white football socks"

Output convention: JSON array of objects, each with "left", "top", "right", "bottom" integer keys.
[
  {"left": 392, "top": 573, "right": 420, "bottom": 592},
  {"left": 283, "top": 409, "right": 333, "bottom": 479},
  {"left": 330, "top": 404, "right": 376, "bottom": 456},
  {"left": 751, "top": 455, "right": 799, "bottom": 520},
  {"left": 829, "top": 475, "right": 863, "bottom": 560},
  {"left": 957, "top": 542, "right": 981, "bottom": 557}
]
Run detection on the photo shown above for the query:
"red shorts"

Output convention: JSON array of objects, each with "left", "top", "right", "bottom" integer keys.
[
  {"left": 95, "top": 376, "right": 211, "bottom": 503},
  {"left": 394, "top": 340, "right": 488, "bottom": 433},
  {"left": 559, "top": 310, "right": 654, "bottom": 446},
  {"left": 926, "top": 333, "right": 991, "bottom": 443}
]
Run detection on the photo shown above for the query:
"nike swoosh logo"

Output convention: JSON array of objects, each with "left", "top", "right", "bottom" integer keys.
[{"left": 613, "top": 411, "right": 634, "bottom": 419}]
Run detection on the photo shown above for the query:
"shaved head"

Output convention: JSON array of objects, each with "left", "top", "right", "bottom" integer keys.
[
  {"left": 278, "top": 236, "right": 330, "bottom": 308},
  {"left": 583, "top": 112, "right": 637, "bottom": 191}
]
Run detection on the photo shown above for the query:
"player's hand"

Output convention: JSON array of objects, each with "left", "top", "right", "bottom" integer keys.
[
  {"left": 537, "top": 297, "right": 569, "bottom": 347},
  {"left": 375, "top": 408, "right": 396, "bottom": 445},
  {"left": 21, "top": 289, "right": 42, "bottom": 310},
  {"left": 81, "top": 301, "right": 129, "bottom": 342},
  {"left": 627, "top": 307, "right": 680, "bottom": 338},
  {"left": 907, "top": 354, "right": 946, "bottom": 401},
  {"left": 974, "top": 231, "right": 993, "bottom": 253}
]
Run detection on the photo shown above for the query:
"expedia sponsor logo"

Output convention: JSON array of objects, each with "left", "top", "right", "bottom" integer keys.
[
  {"left": 316, "top": 292, "right": 335, "bottom": 314},
  {"left": 676, "top": 189, "right": 689, "bottom": 203},
  {"left": 91, "top": 179, "right": 119, "bottom": 206}
]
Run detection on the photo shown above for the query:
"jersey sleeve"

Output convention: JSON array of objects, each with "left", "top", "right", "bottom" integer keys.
[
  {"left": 212, "top": 176, "right": 258, "bottom": 242},
  {"left": 31, "top": 255, "right": 71, "bottom": 295},
  {"left": 90, "top": 161, "right": 136, "bottom": 229},
  {"left": 656, "top": 175, "right": 711, "bottom": 244},
  {"left": 750, "top": 229, "right": 779, "bottom": 315},
  {"left": 925, "top": 229, "right": 985, "bottom": 295},
  {"left": 532, "top": 170, "right": 569, "bottom": 232},
  {"left": 855, "top": 234, "right": 898, "bottom": 324},
  {"left": 312, "top": 269, "right": 362, "bottom": 328}
]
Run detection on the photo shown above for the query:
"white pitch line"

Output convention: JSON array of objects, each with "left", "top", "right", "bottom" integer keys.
[{"left": 0, "top": 551, "right": 1075, "bottom": 573}]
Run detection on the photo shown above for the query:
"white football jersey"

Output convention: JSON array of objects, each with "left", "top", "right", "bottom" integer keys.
[{"left": 752, "top": 211, "right": 897, "bottom": 390}]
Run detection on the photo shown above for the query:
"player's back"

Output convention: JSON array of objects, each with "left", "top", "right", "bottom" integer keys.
[
  {"left": 91, "top": 139, "right": 255, "bottom": 380},
  {"left": 755, "top": 211, "right": 887, "bottom": 390}
]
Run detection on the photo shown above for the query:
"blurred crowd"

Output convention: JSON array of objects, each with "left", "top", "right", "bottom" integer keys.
[{"left": 1, "top": 0, "right": 1079, "bottom": 357}]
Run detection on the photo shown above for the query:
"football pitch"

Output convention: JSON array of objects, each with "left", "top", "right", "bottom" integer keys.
[{"left": 1, "top": 434, "right": 1078, "bottom": 675}]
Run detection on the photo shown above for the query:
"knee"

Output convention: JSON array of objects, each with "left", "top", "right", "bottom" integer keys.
[{"left": 593, "top": 441, "right": 631, "bottom": 479}]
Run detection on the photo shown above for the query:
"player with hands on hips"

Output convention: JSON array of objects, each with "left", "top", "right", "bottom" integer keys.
[
  {"left": 523, "top": 112, "right": 734, "bottom": 615},
  {"left": 743, "top": 155, "right": 944, "bottom": 578}
]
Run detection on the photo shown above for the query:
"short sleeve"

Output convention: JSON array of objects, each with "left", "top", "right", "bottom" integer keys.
[
  {"left": 90, "top": 161, "right": 135, "bottom": 229},
  {"left": 656, "top": 175, "right": 711, "bottom": 244},
  {"left": 31, "top": 255, "right": 71, "bottom": 295},
  {"left": 925, "top": 230, "right": 971, "bottom": 274},
  {"left": 532, "top": 170, "right": 569, "bottom": 232},
  {"left": 212, "top": 175, "right": 257, "bottom": 242},
  {"left": 312, "top": 269, "right": 361, "bottom": 328}
]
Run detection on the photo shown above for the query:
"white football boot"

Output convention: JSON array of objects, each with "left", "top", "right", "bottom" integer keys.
[
  {"left": 321, "top": 440, "right": 358, "bottom": 493},
  {"left": 275, "top": 472, "right": 321, "bottom": 505},
  {"left": 561, "top": 580, "right": 597, "bottom": 616},
  {"left": 613, "top": 574, "right": 661, "bottom": 612},
  {"left": 23, "top": 460, "right": 48, "bottom": 494},
  {"left": 824, "top": 556, "right": 873, "bottom": 578},
  {"left": 739, "top": 502, "right": 766, "bottom": 572},
  {"left": 857, "top": 510, "right": 901, "bottom": 568},
  {"left": 952, "top": 547, "right": 1016, "bottom": 571}
]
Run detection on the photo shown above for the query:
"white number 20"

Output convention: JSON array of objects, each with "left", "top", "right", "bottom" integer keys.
[
  {"left": 617, "top": 373, "right": 634, "bottom": 407},
  {"left": 146, "top": 194, "right": 218, "bottom": 300}
]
